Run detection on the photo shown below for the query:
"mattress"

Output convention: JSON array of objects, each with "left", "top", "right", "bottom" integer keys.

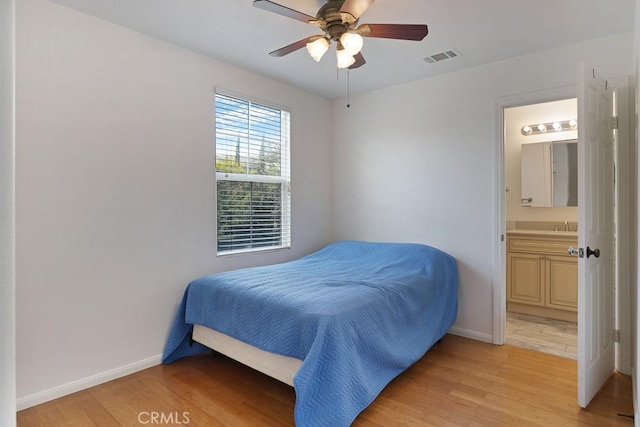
[{"left": 192, "top": 324, "right": 302, "bottom": 386}]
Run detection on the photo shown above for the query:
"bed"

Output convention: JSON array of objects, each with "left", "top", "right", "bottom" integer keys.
[{"left": 162, "top": 240, "right": 458, "bottom": 426}]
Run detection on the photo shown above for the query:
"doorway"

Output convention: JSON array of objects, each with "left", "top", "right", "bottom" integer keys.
[
  {"left": 504, "top": 98, "right": 579, "bottom": 359},
  {"left": 493, "top": 79, "right": 632, "bottom": 377}
]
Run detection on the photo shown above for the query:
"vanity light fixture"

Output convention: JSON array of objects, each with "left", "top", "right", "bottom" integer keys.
[{"left": 521, "top": 119, "right": 577, "bottom": 136}]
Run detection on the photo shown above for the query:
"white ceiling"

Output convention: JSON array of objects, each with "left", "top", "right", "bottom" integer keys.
[{"left": 49, "top": 0, "right": 635, "bottom": 99}]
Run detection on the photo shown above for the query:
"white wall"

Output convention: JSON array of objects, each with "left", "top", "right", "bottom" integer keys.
[
  {"left": 331, "top": 32, "right": 634, "bottom": 341},
  {"left": 0, "top": 0, "right": 16, "bottom": 424},
  {"left": 16, "top": 0, "right": 333, "bottom": 406},
  {"left": 505, "top": 99, "right": 578, "bottom": 223}
]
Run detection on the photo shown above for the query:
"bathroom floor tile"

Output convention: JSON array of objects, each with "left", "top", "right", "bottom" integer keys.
[{"left": 506, "top": 312, "right": 577, "bottom": 359}]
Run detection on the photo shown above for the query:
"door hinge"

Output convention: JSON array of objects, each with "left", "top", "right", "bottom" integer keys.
[
  {"left": 611, "top": 116, "right": 619, "bottom": 130},
  {"left": 614, "top": 329, "right": 620, "bottom": 343},
  {"left": 501, "top": 234, "right": 504, "bottom": 242}
]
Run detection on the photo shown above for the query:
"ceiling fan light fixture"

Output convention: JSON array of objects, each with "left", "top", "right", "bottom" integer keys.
[
  {"left": 254, "top": 0, "right": 430, "bottom": 71},
  {"left": 306, "top": 37, "right": 330, "bottom": 62},
  {"left": 336, "top": 47, "right": 355, "bottom": 69},
  {"left": 340, "top": 32, "right": 364, "bottom": 55}
]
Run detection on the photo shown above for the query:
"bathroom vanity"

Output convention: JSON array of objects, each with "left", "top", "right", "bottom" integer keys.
[{"left": 506, "top": 229, "right": 578, "bottom": 322}]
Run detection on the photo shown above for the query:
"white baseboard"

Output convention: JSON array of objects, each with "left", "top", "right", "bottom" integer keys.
[
  {"left": 16, "top": 354, "right": 163, "bottom": 411},
  {"left": 448, "top": 326, "right": 494, "bottom": 344},
  {"left": 14, "top": 327, "right": 494, "bottom": 411}
]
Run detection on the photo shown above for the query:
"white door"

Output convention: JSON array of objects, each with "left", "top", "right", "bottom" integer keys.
[{"left": 577, "top": 63, "right": 615, "bottom": 407}]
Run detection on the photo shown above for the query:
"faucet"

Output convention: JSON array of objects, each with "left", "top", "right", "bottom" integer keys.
[{"left": 564, "top": 221, "right": 569, "bottom": 232}]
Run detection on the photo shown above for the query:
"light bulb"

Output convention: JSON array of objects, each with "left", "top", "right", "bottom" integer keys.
[
  {"left": 552, "top": 122, "right": 562, "bottom": 131},
  {"left": 340, "top": 32, "right": 364, "bottom": 55},
  {"left": 306, "top": 38, "right": 329, "bottom": 62},
  {"left": 537, "top": 123, "right": 547, "bottom": 132},
  {"left": 569, "top": 119, "right": 577, "bottom": 128},
  {"left": 522, "top": 125, "right": 532, "bottom": 134},
  {"left": 336, "top": 48, "right": 355, "bottom": 69}
]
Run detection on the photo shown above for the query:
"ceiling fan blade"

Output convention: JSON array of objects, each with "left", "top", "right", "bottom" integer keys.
[
  {"left": 253, "top": 0, "right": 316, "bottom": 24},
  {"left": 357, "top": 24, "right": 429, "bottom": 41},
  {"left": 340, "top": 0, "right": 375, "bottom": 21},
  {"left": 349, "top": 52, "right": 366, "bottom": 69},
  {"left": 269, "top": 36, "right": 319, "bottom": 57}
]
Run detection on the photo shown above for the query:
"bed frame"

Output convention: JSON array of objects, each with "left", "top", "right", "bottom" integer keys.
[{"left": 192, "top": 324, "right": 302, "bottom": 386}]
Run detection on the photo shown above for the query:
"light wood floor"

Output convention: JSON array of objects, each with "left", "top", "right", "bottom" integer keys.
[
  {"left": 18, "top": 335, "right": 633, "bottom": 426},
  {"left": 506, "top": 312, "right": 577, "bottom": 359}
]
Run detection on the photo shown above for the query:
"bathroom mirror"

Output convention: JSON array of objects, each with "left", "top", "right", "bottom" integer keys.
[{"left": 521, "top": 139, "right": 577, "bottom": 207}]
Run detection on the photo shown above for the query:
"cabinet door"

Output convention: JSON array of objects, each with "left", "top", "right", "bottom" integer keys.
[
  {"left": 521, "top": 142, "right": 553, "bottom": 207},
  {"left": 546, "top": 255, "right": 578, "bottom": 311},
  {"left": 507, "top": 253, "right": 544, "bottom": 306}
]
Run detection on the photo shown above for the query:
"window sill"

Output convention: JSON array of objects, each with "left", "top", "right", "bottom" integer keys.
[{"left": 216, "top": 245, "right": 291, "bottom": 258}]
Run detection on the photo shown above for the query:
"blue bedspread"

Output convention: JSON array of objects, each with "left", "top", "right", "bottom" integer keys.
[{"left": 162, "top": 241, "right": 458, "bottom": 426}]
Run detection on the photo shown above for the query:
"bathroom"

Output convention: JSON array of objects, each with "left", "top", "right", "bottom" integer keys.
[{"left": 504, "top": 98, "right": 578, "bottom": 359}]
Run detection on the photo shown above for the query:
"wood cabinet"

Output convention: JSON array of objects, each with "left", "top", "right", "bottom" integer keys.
[
  {"left": 507, "top": 232, "right": 578, "bottom": 322},
  {"left": 508, "top": 252, "right": 544, "bottom": 306}
]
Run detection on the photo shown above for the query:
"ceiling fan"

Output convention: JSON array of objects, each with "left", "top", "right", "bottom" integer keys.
[{"left": 253, "top": 0, "right": 429, "bottom": 69}]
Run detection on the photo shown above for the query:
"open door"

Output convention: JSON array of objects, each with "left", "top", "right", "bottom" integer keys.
[{"left": 577, "top": 63, "right": 615, "bottom": 407}]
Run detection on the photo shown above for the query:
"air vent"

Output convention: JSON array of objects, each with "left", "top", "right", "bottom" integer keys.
[{"left": 424, "top": 48, "right": 461, "bottom": 64}]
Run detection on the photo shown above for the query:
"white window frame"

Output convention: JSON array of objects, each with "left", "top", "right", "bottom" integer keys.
[{"left": 215, "top": 90, "right": 291, "bottom": 255}]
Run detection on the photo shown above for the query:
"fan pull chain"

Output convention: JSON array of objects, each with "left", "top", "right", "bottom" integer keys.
[{"left": 347, "top": 69, "right": 350, "bottom": 108}]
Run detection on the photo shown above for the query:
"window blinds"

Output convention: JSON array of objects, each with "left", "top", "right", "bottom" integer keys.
[{"left": 215, "top": 93, "right": 291, "bottom": 253}]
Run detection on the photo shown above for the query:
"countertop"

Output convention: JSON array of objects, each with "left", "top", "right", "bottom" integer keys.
[{"left": 507, "top": 229, "right": 578, "bottom": 237}]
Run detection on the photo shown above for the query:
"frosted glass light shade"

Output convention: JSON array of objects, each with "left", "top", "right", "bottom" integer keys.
[
  {"left": 306, "top": 38, "right": 330, "bottom": 62},
  {"left": 340, "top": 32, "right": 363, "bottom": 55},
  {"left": 336, "top": 48, "right": 355, "bottom": 68}
]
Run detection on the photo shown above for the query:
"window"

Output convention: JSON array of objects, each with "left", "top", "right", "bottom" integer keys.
[{"left": 215, "top": 92, "right": 291, "bottom": 254}]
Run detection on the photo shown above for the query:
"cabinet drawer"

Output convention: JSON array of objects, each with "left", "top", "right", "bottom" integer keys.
[{"left": 507, "top": 236, "right": 577, "bottom": 256}]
